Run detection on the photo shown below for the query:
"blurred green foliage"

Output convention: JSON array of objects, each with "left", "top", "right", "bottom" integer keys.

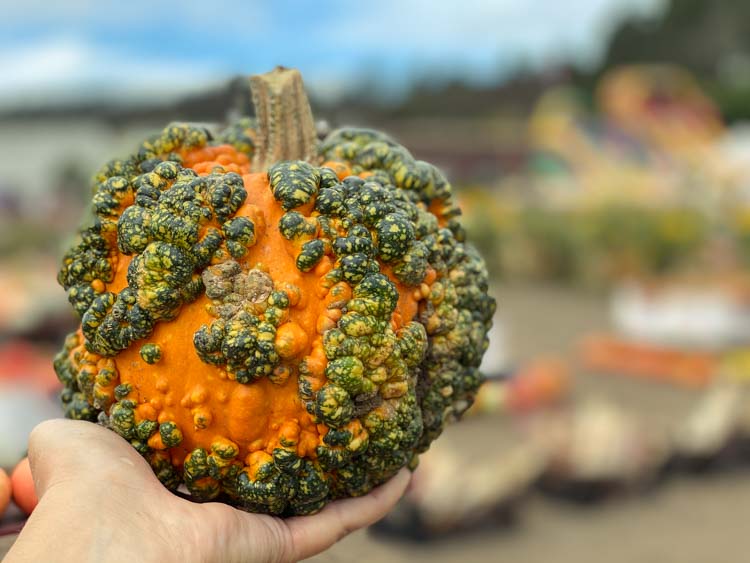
[{"left": 462, "top": 191, "right": 713, "bottom": 286}]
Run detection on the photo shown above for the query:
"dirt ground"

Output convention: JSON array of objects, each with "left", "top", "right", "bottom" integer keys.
[{"left": 3, "top": 284, "right": 750, "bottom": 561}]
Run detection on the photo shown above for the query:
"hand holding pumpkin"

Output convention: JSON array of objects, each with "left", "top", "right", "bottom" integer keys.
[{"left": 5, "top": 419, "right": 410, "bottom": 563}]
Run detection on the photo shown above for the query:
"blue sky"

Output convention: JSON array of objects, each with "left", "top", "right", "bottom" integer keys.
[{"left": 0, "top": 0, "right": 665, "bottom": 108}]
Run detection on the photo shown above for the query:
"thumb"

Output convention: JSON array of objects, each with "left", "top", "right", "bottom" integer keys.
[
  {"left": 286, "top": 468, "right": 411, "bottom": 561},
  {"left": 27, "top": 418, "right": 152, "bottom": 497},
  {"left": 218, "top": 469, "right": 411, "bottom": 563}
]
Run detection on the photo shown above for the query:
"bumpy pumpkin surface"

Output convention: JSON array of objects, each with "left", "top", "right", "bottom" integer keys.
[{"left": 54, "top": 68, "right": 495, "bottom": 515}]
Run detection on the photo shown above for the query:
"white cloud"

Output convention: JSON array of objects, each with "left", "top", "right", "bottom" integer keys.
[
  {"left": 0, "top": 38, "right": 229, "bottom": 109},
  {"left": 0, "top": 0, "right": 667, "bottom": 108},
  {"left": 321, "top": 0, "right": 666, "bottom": 75}
]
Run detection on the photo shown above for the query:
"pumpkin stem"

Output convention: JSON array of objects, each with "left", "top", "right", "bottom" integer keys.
[{"left": 250, "top": 66, "right": 317, "bottom": 171}]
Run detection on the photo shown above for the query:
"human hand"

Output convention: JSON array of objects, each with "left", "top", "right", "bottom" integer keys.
[{"left": 5, "top": 419, "right": 410, "bottom": 563}]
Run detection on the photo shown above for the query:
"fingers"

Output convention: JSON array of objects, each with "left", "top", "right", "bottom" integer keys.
[{"left": 286, "top": 468, "right": 411, "bottom": 561}]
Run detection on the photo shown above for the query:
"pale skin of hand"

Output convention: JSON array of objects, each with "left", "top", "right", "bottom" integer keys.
[{"left": 5, "top": 419, "right": 410, "bottom": 563}]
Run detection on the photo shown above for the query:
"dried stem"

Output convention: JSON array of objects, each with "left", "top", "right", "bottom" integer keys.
[{"left": 249, "top": 66, "right": 317, "bottom": 171}]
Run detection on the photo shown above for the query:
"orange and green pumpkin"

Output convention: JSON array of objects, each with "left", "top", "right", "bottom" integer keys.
[{"left": 54, "top": 68, "right": 495, "bottom": 515}]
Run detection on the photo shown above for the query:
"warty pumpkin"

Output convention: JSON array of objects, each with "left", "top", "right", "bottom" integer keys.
[{"left": 54, "top": 67, "right": 495, "bottom": 515}]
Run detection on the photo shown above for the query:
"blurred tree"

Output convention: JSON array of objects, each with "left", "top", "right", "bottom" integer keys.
[{"left": 599, "top": 0, "right": 750, "bottom": 120}]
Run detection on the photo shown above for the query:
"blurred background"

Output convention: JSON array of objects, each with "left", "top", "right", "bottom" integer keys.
[{"left": 4, "top": 0, "right": 750, "bottom": 561}]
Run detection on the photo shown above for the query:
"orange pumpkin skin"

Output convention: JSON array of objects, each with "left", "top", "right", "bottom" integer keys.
[{"left": 54, "top": 69, "right": 495, "bottom": 515}]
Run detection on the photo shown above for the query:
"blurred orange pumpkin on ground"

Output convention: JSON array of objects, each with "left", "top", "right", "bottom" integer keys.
[
  {"left": 0, "top": 469, "right": 11, "bottom": 518},
  {"left": 10, "top": 458, "right": 37, "bottom": 516}
]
